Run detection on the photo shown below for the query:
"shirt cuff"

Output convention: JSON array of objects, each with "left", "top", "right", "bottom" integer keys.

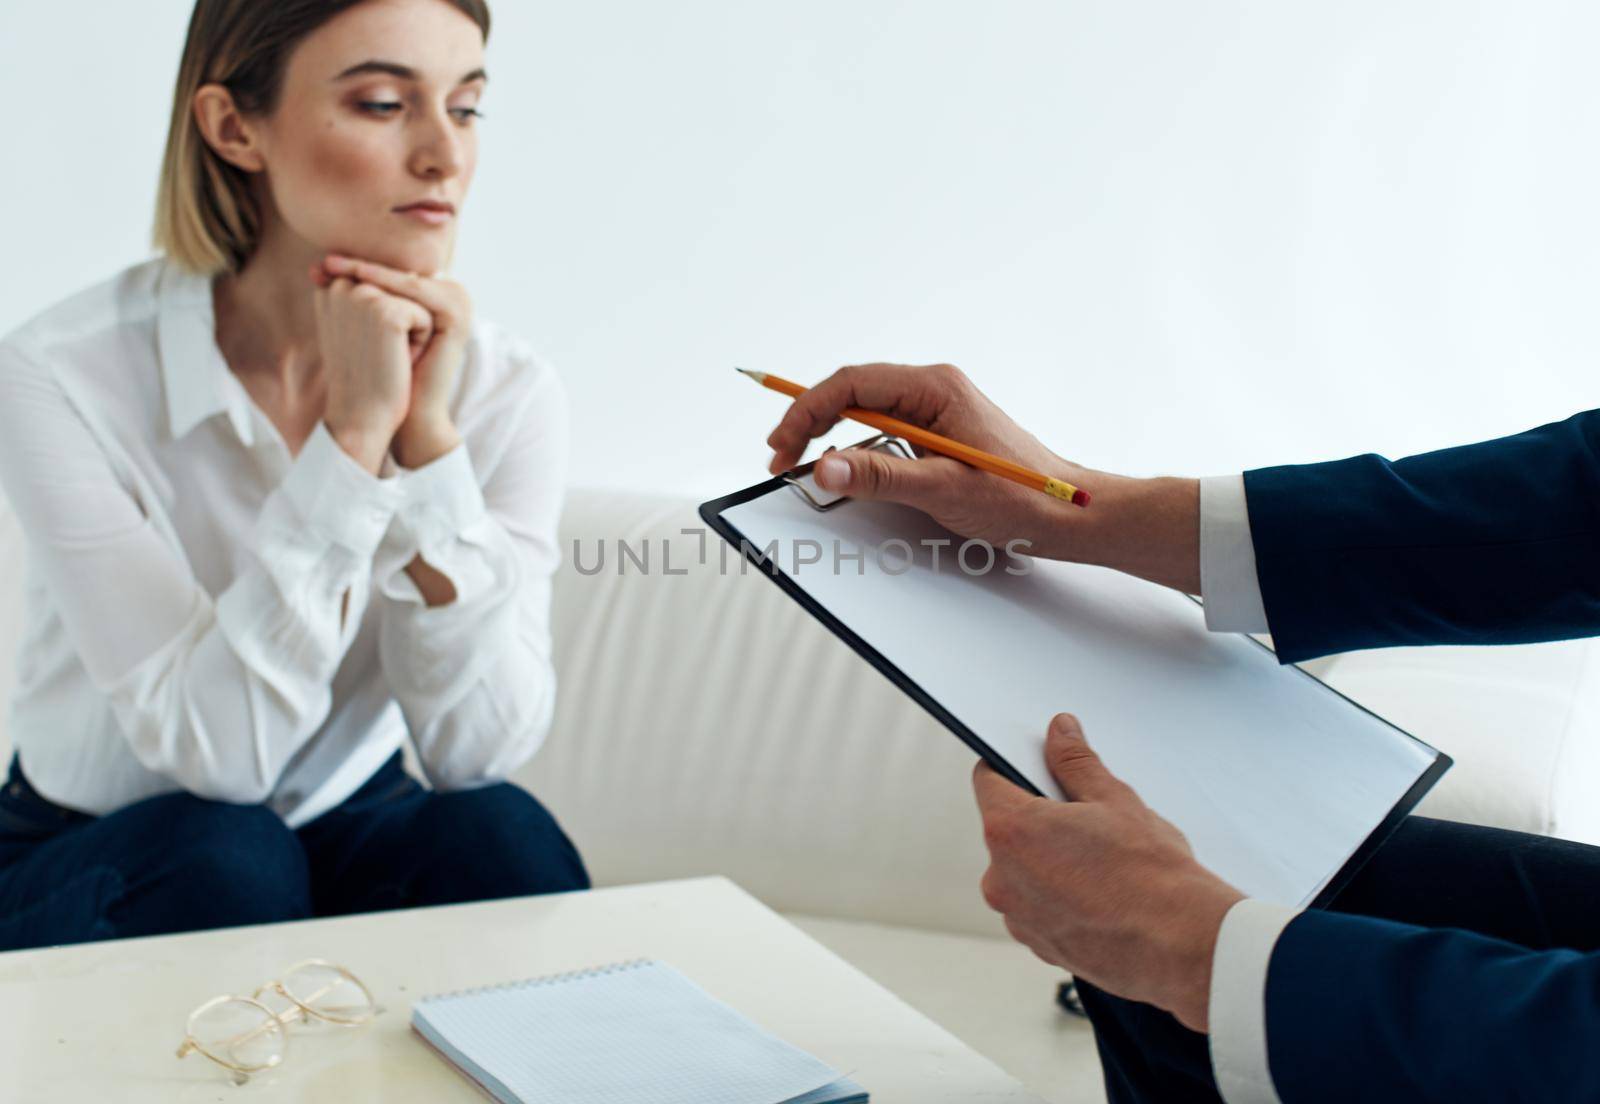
[
  {"left": 379, "top": 442, "right": 497, "bottom": 605},
  {"left": 1199, "top": 474, "right": 1270, "bottom": 634},
  {"left": 278, "top": 421, "right": 404, "bottom": 557},
  {"left": 1208, "top": 898, "right": 1298, "bottom": 1104},
  {"left": 393, "top": 442, "right": 486, "bottom": 550}
]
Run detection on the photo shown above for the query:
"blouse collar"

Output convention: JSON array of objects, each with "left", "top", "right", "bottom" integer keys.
[{"left": 155, "top": 260, "right": 256, "bottom": 446}]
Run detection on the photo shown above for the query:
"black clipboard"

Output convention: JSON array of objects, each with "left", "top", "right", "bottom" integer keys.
[{"left": 699, "top": 436, "right": 1452, "bottom": 910}]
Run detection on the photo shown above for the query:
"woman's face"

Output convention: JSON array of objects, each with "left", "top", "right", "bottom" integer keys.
[{"left": 252, "top": 0, "right": 486, "bottom": 276}]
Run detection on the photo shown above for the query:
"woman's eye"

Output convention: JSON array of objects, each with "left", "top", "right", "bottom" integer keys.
[{"left": 355, "top": 100, "right": 482, "bottom": 123}]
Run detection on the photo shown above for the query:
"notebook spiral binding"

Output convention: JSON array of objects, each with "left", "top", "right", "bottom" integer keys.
[{"left": 421, "top": 959, "right": 654, "bottom": 1003}]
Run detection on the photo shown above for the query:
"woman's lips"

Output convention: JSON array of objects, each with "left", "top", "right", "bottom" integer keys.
[{"left": 394, "top": 202, "right": 454, "bottom": 226}]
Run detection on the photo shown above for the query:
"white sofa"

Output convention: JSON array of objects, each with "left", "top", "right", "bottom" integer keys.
[{"left": 2, "top": 488, "right": 1597, "bottom": 1103}]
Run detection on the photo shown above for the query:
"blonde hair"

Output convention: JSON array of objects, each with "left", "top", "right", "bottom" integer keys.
[{"left": 152, "top": 0, "right": 491, "bottom": 275}]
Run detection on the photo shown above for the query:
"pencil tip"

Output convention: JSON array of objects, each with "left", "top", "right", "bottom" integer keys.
[{"left": 735, "top": 367, "right": 763, "bottom": 382}]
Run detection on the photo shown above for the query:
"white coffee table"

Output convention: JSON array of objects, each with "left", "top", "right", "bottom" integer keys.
[{"left": 0, "top": 875, "right": 1046, "bottom": 1102}]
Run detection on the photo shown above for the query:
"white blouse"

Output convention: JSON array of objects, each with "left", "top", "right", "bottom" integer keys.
[{"left": 0, "top": 258, "right": 568, "bottom": 827}]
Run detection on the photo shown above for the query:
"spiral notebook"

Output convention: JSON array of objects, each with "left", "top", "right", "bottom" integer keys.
[{"left": 411, "top": 959, "right": 868, "bottom": 1104}]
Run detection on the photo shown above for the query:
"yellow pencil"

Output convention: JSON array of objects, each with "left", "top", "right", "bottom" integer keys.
[{"left": 738, "top": 368, "right": 1090, "bottom": 507}]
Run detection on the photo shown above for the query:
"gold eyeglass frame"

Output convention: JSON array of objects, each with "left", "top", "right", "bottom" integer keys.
[{"left": 175, "top": 959, "right": 378, "bottom": 1085}]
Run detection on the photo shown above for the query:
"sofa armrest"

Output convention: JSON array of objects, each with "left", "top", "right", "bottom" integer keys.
[{"left": 1313, "top": 639, "right": 1600, "bottom": 846}]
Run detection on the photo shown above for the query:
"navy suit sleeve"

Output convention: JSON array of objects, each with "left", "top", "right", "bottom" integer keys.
[
  {"left": 1265, "top": 910, "right": 1600, "bottom": 1102},
  {"left": 1243, "top": 411, "right": 1600, "bottom": 663}
]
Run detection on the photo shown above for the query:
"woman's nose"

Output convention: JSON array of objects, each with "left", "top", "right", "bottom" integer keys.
[{"left": 409, "top": 110, "right": 464, "bottom": 180}]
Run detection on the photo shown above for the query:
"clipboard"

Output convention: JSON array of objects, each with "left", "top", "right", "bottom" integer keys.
[{"left": 699, "top": 437, "right": 1452, "bottom": 910}]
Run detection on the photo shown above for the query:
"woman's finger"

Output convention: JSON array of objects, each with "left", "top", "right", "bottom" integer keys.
[
  {"left": 342, "top": 278, "right": 432, "bottom": 333},
  {"left": 319, "top": 254, "right": 467, "bottom": 329},
  {"left": 400, "top": 296, "right": 434, "bottom": 338}
]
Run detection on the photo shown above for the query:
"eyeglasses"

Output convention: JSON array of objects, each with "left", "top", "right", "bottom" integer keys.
[{"left": 175, "top": 959, "right": 379, "bottom": 1085}]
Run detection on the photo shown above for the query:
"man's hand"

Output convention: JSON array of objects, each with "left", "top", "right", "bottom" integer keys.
[
  {"left": 764, "top": 363, "right": 1200, "bottom": 594},
  {"left": 974, "top": 714, "right": 1245, "bottom": 1033}
]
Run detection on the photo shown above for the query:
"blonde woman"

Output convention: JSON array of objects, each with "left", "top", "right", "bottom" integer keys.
[{"left": 0, "top": 0, "right": 587, "bottom": 950}]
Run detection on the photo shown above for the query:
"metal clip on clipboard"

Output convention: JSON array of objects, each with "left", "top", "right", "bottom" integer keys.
[{"left": 778, "top": 435, "right": 915, "bottom": 512}]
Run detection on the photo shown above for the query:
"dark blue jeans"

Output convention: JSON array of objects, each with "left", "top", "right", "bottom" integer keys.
[
  {"left": 1077, "top": 816, "right": 1600, "bottom": 1102},
  {"left": 0, "top": 752, "right": 589, "bottom": 952}
]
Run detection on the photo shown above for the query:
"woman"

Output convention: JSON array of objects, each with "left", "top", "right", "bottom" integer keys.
[{"left": 0, "top": 0, "right": 588, "bottom": 951}]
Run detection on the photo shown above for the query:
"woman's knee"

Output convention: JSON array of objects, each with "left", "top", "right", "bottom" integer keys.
[
  {"left": 420, "top": 784, "right": 590, "bottom": 896},
  {"left": 115, "top": 793, "right": 312, "bottom": 928}
]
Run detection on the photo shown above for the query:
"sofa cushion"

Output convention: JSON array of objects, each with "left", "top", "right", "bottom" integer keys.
[{"left": 528, "top": 489, "right": 1008, "bottom": 937}]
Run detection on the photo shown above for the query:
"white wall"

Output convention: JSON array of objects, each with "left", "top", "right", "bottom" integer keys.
[{"left": 2, "top": 1, "right": 1597, "bottom": 498}]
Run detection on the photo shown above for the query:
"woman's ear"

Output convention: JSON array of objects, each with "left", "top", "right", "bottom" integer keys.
[{"left": 192, "top": 83, "right": 266, "bottom": 173}]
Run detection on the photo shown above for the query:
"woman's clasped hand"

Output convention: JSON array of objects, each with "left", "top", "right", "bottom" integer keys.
[{"left": 309, "top": 254, "right": 472, "bottom": 473}]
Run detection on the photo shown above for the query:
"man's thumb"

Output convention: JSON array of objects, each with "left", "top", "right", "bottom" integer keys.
[
  {"left": 814, "top": 448, "right": 934, "bottom": 505},
  {"left": 1045, "top": 714, "right": 1129, "bottom": 804}
]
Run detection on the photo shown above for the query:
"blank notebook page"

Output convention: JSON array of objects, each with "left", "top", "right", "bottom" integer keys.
[
  {"left": 719, "top": 490, "right": 1444, "bottom": 909},
  {"left": 412, "top": 960, "right": 852, "bottom": 1104}
]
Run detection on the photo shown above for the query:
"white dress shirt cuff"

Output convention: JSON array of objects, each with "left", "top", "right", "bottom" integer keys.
[
  {"left": 279, "top": 421, "right": 403, "bottom": 557},
  {"left": 1199, "top": 474, "right": 1270, "bottom": 634},
  {"left": 380, "top": 442, "right": 498, "bottom": 605},
  {"left": 394, "top": 443, "right": 487, "bottom": 550},
  {"left": 1208, "top": 898, "right": 1298, "bottom": 1104}
]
